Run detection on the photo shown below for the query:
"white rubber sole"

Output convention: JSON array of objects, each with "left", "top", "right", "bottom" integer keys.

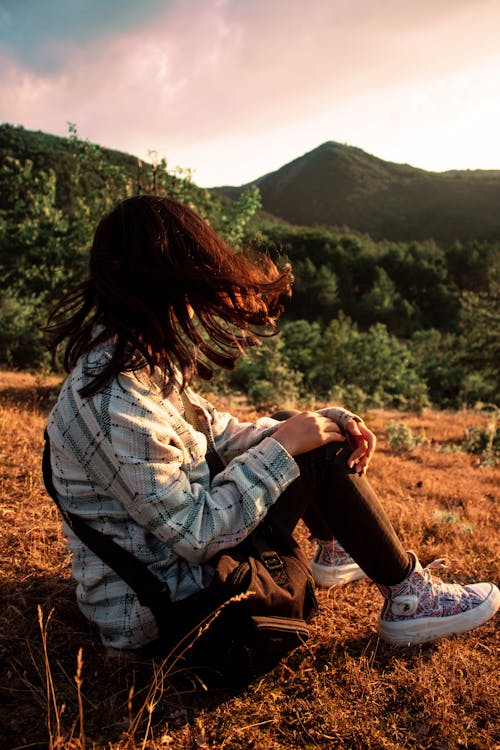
[
  {"left": 311, "top": 560, "right": 367, "bottom": 588},
  {"left": 377, "top": 583, "right": 500, "bottom": 646}
]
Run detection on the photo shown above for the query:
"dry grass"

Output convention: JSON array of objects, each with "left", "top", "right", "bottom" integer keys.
[{"left": 0, "top": 371, "right": 499, "bottom": 750}]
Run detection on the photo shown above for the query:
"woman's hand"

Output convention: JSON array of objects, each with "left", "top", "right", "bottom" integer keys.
[
  {"left": 273, "top": 411, "right": 346, "bottom": 456},
  {"left": 344, "top": 419, "right": 376, "bottom": 475}
]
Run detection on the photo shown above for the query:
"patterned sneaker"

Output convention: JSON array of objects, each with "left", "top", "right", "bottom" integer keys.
[
  {"left": 311, "top": 539, "right": 367, "bottom": 587},
  {"left": 377, "top": 552, "right": 500, "bottom": 646}
]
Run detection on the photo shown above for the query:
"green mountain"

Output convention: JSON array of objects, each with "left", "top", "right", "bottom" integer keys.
[
  {"left": 3, "top": 126, "right": 499, "bottom": 244},
  {"left": 0, "top": 123, "right": 138, "bottom": 174},
  {"left": 0, "top": 123, "right": 141, "bottom": 209},
  {"left": 214, "top": 142, "right": 500, "bottom": 243},
  {"left": 0, "top": 123, "right": 222, "bottom": 217},
  {"left": 0, "top": 123, "right": 137, "bottom": 194}
]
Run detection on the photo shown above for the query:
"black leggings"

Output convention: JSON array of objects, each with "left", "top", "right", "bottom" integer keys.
[{"left": 265, "top": 413, "right": 412, "bottom": 587}]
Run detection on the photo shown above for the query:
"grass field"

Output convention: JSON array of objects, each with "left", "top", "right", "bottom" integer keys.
[{"left": 0, "top": 371, "right": 498, "bottom": 750}]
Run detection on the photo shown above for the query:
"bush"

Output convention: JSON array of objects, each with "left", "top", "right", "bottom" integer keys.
[
  {"left": 229, "top": 336, "right": 303, "bottom": 410},
  {"left": 0, "top": 294, "right": 49, "bottom": 369},
  {"left": 385, "top": 421, "right": 427, "bottom": 452},
  {"left": 461, "top": 420, "right": 499, "bottom": 466},
  {"left": 310, "top": 315, "right": 428, "bottom": 409}
]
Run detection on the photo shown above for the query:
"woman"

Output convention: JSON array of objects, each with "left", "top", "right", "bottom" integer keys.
[{"left": 44, "top": 195, "right": 499, "bottom": 654}]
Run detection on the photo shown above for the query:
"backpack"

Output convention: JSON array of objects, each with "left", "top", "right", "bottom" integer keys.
[{"left": 42, "top": 425, "right": 317, "bottom": 687}]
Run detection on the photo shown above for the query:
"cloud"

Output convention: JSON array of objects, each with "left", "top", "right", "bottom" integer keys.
[
  {"left": 1, "top": 0, "right": 500, "bottom": 184},
  {"left": 97, "top": 0, "right": 500, "bottom": 148},
  {"left": 0, "top": 0, "right": 169, "bottom": 71}
]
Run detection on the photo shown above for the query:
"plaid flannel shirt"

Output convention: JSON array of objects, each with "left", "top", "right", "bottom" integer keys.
[{"left": 47, "top": 344, "right": 357, "bottom": 649}]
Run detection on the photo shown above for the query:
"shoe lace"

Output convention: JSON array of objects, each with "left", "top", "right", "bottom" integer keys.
[
  {"left": 422, "top": 558, "right": 461, "bottom": 596},
  {"left": 425, "top": 558, "right": 449, "bottom": 573}
]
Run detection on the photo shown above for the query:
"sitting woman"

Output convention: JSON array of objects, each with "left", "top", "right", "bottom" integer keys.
[{"left": 44, "top": 195, "right": 499, "bottom": 658}]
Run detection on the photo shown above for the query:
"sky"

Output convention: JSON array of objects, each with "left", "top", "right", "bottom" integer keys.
[{"left": 1, "top": 0, "right": 500, "bottom": 187}]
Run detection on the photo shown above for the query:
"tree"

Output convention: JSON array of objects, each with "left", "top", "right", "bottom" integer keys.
[
  {"left": 287, "top": 258, "right": 339, "bottom": 321},
  {"left": 310, "top": 314, "right": 426, "bottom": 408},
  {"left": 229, "top": 335, "right": 302, "bottom": 409},
  {"left": 409, "top": 329, "right": 464, "bottom": 407},
  {"left": 0, "top": 156, "right": 89, "bottom": 301},
  {"left": 456, "top": 289, "right": 500, "bottom": 404},
  {"left": 0, "top": 127, "right": 263, "bottom": 369}
]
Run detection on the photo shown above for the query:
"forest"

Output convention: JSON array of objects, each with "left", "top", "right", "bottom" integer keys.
[{"left": 0, "top": 123, "right": 498, "bottom": 410}]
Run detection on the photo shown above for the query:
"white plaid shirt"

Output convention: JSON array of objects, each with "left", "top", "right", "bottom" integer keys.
[{"left": 47, "top": 344, "right": 357, "bottom": 649}]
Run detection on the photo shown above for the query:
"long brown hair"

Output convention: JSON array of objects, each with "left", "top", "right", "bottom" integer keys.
[{"left": 44, "top": 195, "right": 292, "bottom": 396}]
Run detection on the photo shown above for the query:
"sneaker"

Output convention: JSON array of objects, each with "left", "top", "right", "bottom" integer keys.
[
  {"left": 377, "top": 552, "right": 500, "bottom": 646},
  {"left": 311, "top": 539, "right": 367, "bottom": 587}
]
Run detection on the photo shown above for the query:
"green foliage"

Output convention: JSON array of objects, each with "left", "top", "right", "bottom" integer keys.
[
  {"left": 228, "top": 336, "right": 303, "bottom": 409},
  {"left": 261, "top": 223, "right": 493, "bottom": 338},
  {"left": 461, "top": 419, "right": 499, "bottom": 467},
  {"left": 309, "top": 314, "right": 428, "bottom": 409},
  {"left": 0, "top": 124, "right": 262, "bottom": 370},
  {"left": 217, "top": 186, "right": 262, "bottom": 247},
  {"left": 227, "top": 314, "right": 430, "bottom": 412},
  {"left": 0, "top": 123, "right": 498, "bottom": 413},
  {"left": 408, "top": 329, "right": 465, "bottom": 408},
  {"left": 407, "top": 288, "right": 500, "bottom": 409},
  {"left": 280, "top": 320, "right": 323, "bottom": 377},
  {"left": 0, "top": 293, "right": 49, "bottom": 369},
  {"left": 287, "top": 258, "right": 339, "bottom": 321},
  {"left": 456, "top": 289, "right": 500, "bottom": 403},
  {"left": 447, "top": 240, "right": 500, "bottom": 292},
  {"left": 0, "top": 155, "right": 90, "bottom": 300},
  {"left": 385, "top": 421, "right": 428, "bottom": 452}
]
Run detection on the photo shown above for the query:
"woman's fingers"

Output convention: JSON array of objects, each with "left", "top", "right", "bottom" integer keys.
[
  {"left": 273, "top": 412, "right": 345, "bottom": 455},
  {"left": 274, "top": 412, "right": 377, "bottom": 469},
  {"left": 345, "top": 420, "right": 377, "bottom": 474},
  {"left": 323, "top": 419, "right": 348, "bottom": 440}
]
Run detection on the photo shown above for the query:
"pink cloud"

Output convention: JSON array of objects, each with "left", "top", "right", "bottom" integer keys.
[{"left": 1, "top": 0, "right": 500, "bottom": 183}]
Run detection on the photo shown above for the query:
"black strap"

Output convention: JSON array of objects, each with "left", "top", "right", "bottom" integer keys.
[
  {"left": 180, "top": 392, "right": 226, "bottom": 478},
  {"left": 42, "top": 396, "right": 226, "bottom": 612},
  {"left": 42, "top": 399, "right": 282, "bottom": 623},
  {"left": 42, "top": 431, "right": 170, "bottom": 611}
]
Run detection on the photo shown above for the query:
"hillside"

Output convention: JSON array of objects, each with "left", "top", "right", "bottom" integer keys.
[
  {"left": 0, "top": 123, "right": 140, "bottom": 209},
  {"left": 3, "top": 125, "right": 500, "bottom": 244},
  {"left": 214, "top": 141, "right": 500, "bottom": 243},
  {"left": 0, "top": 123, "right": 138, "bottom": 174}
]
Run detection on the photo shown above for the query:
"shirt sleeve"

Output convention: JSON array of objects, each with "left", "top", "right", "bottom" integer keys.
[
  {"left": 90, "top": 391, "right": 299, "bottom": 565},
  {"left": 186, "top": 389, "right": 283, "bottom": 463},
  {"left": 192, "top": 390, "right": 362, "bottom": 455},
  {"left": 315, "top": 406, "right": 363, "bottom": 430}
]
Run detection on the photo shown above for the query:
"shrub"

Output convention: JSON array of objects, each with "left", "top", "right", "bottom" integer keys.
[
  {"left": 385, "top": 421, "right": 427, "bottom": 452},
  {"left": 461, "top": 420, "right": 499, "bottom": 466},
  {"left": 0, "top": 294, "right": 49, "bottom": 369},
  {"left": 228, "top": 336, "right": 303, "bottom": 410}
]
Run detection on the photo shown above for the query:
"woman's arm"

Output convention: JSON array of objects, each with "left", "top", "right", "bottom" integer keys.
[
  {"left": 187, "top": 389, "right": 284, "bottom": 462},
  {"left": 62, "top": 381, "right": 300, "bottom": 564},
  {"left": 109, "top": 420, "right": 299, "bottom": 563},
  {"left": 194, "top": 391, "right": 375, "bottom": 472}
]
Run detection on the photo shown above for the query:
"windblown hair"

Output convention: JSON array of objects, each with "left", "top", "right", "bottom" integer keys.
[{"left": 44, "top": 195, "right": 292, "bottom": 397}]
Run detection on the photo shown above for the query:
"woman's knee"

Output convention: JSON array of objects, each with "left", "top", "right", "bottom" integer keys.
[{"left": 271, "top": 409, "right": 301, "bottom": 422}]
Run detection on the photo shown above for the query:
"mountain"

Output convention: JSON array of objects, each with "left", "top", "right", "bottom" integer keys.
[
  {"left": 213, "top": 142, "right": 500, "bottom": 243},
  {"left": 0, "top": 123, "right": 219, "bottom": 215},
  {"left": 0, "top": 123, "right": 140, "bottom": 209},
  {"left": 3, "top": 125, "right": 499, "bottom": 244},
  {"left": 0, "top": 123, "right": 139, "bottom": 175}
]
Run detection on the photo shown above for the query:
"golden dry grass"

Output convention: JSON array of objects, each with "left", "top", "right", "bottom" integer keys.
[{"left": 0, "top": 371, "right": 499, "bottom": 750}]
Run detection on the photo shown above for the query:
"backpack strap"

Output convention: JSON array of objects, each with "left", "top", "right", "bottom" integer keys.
[
  {"left": 42, "top": 397, "right": 227, "bottom": 622},
  {"left": 180, "top": 391, "right": 226, "bottom": 478},
  {"left": 42, "top": 431, "right": 170, "bottom": 612}
]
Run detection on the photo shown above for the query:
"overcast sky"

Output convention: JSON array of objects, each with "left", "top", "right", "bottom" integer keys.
[{"left": 1, "top": 0, "right": 499, "bottom": 186}]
